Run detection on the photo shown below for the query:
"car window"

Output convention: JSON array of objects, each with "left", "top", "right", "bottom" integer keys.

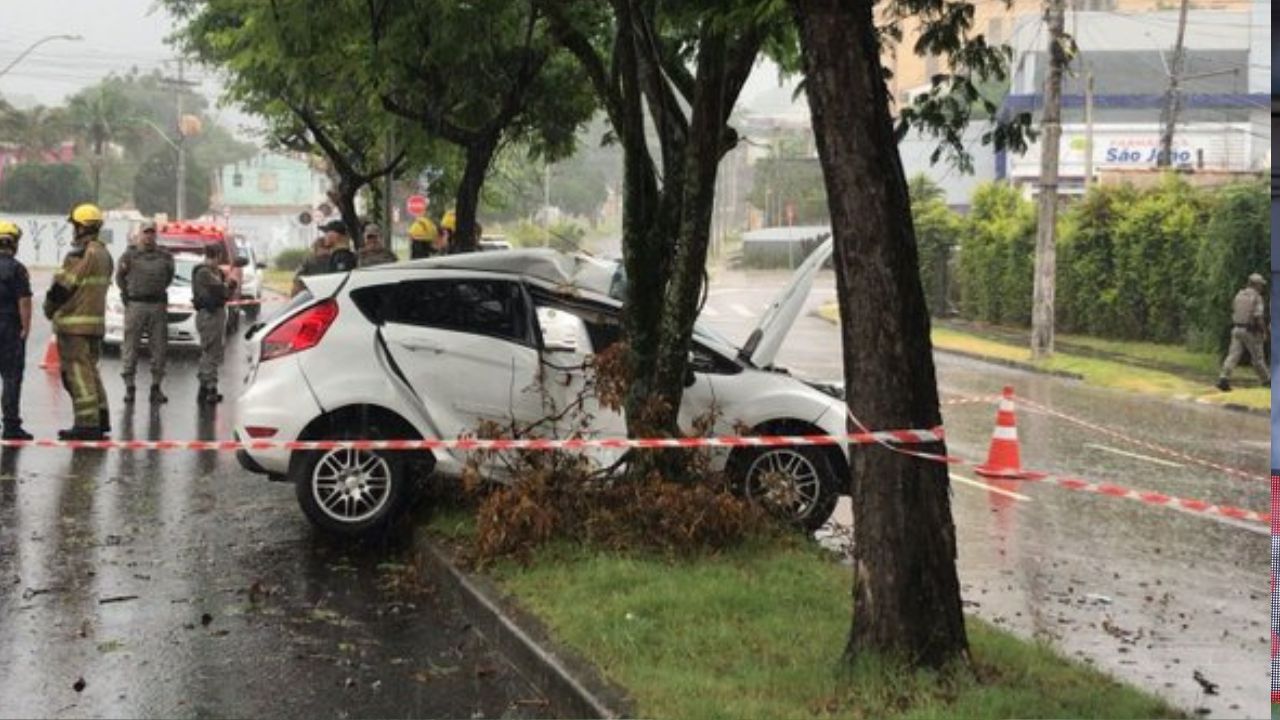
[
  {"left": 385, "top": 279, "right": 529, "bottom": 344},
  {"left": 173, "top": 260, "right": 198, "bottom": 285}
]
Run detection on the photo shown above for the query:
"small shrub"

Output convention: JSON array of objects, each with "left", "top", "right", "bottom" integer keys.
[{"left": 273, "top": 247, "right": 309, "bottom": 271}]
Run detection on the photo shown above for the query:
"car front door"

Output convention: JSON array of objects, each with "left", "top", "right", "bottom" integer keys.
[{"left": 380, "top": 278, "right": 545, "bottom": 440}]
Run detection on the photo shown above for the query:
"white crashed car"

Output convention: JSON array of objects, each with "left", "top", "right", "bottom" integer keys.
[{"left": 235, "top": 241, "right": 848, "bottom": 536}]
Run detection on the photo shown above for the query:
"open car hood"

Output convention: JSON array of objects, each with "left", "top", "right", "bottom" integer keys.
[{"left": 737, "top": 236, "right": 833, "bottom": 368}]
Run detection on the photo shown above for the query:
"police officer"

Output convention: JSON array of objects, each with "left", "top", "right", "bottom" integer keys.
[
  {"left": 192, "top": 243, "right": 232, "bottom": 404},
  {"left": 0, "top": 220, "right": 33, "bottom": 440},
  {"left": 116, "top": 220, "right": 175, "bottom": 404},
  {"left": 1216, "top": 273, "right": 1270, "bottom": 391},
  {"left": 292, "top": 235, "right": 331, "bottom": 297},
  {"left": 45, "top": 204, "right": 114, "bottom": 440},
  {"left": 358, "top": 223, "right": 397, "bottom": 266},
  {"left": 323, "top": 220, "right": 357, "bottom": 272}
]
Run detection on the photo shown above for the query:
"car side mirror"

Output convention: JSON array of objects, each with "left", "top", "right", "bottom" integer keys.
[{"left": 234, "top": 256, "right": 250, "bottom": 268}]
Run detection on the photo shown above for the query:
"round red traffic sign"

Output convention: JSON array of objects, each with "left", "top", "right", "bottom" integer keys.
[{"left": 406, "top": 195, "right": 428, "bottom": 217}]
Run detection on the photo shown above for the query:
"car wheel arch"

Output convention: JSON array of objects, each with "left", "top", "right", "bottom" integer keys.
[
  {"left": 730, "top": 418, "right": 851, "bottom": 494},
  {"left": 293, "top": 404, "right": 436, "bottom": 470}
]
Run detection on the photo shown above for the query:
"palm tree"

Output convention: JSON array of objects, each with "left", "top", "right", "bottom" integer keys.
[
  {"left": 67, "top": 84, "right": 141, "bottom": 203},
  {"left": 0, "top": 105, "right": 70, "bottom": 163}
]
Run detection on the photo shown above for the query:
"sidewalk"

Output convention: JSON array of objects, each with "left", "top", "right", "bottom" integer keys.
[{"left": 816, "top": 305, "right": 1270, "bottom": 414}]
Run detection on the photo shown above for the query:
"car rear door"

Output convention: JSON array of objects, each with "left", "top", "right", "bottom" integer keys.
[{"left": 378, "top": 278, "right": 546, "bottom": 440}]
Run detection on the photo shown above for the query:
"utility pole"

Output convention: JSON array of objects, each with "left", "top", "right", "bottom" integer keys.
[
  {"left": 1157, "top": 0, "right": 1190, "bottom": 167},
  {"left": 175, "top": 59, "right": 187, "bottom": 219},
  {"left": 1084, "top": 69, "right": 1094, "bottom": 186},
  {"left": 1031, "top": 0, "right": 1067, "bottom": 360},
  {"left": 160, "top": 58, "right": 198, "bottom": 219}
]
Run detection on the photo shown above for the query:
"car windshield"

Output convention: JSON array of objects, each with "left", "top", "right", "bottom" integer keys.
[{"left": 173, "top": 259, "right": 199, "bottom": 285}]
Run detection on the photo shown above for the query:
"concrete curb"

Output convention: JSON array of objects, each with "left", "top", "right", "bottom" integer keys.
[
  {"left": 411, "top": 528, "right": 630, "bottom": 719},
  {"left": 933, "top": 347, "right": 1086, "bottom": 381}
]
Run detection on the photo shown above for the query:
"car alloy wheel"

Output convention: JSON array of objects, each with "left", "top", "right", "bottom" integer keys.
[
  {"left": 310, "top": 448, "right": 393, "bottom": 524},
  {"left": 744, "top": 448, "right": 823, "bottom": 521}
]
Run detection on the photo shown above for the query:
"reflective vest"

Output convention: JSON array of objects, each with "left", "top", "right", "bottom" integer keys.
[{"left": 51, "top": 238, "right": 114, "bottom": 336}]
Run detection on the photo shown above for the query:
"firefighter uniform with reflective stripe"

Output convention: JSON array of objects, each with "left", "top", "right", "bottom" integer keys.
[{"left": 45, "top": 236, "right": 114, "bottom": 430}]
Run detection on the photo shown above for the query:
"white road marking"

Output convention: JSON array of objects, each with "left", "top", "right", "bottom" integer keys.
[
  {"left": 729, "top": 303, "right": 753, "bottom": 318},
  {"left": 1083, "top": 443, "right": 1185, "bottom": 468},
  {"left": 949, "top": 473, "right": 1031, "bottom": 501}
]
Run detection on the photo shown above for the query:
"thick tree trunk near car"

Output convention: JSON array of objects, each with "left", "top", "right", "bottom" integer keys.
[
  {"left": 452, "top": 137, "right": 499, "bottom": 254},
  {"left": 792, "top": 0, "right": 969, "bottom": 670},
  {"left": 335, "top": 178, "right": 363, "bottom": 251}
]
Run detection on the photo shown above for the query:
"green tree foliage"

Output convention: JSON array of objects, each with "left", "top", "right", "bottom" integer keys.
[
  {"left": 908, "top": 174, "right": 962, "bottom": 316},
  {"left": 1190, "top": 181, "right": 1271, "bottom": 352},
  {"left": 0, "top": 105, "right": 69, "bottom": 162},
  {"left": 134, "top": 148, "right": 211, "bottom": 219},
  {"left": 1055, "top": 183, "right": 1137, "bottom": 336},
  {"left": 955, "top": 182, "right": 1035, "bottom": 325},
  {"left": 0, "top": 163, "right": 92, "bottom": 213}
]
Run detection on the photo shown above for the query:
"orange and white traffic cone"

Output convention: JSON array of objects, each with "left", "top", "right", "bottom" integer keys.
[
  {"left": 38, "top": 337, "right": 59, "bottom": 372},
  {"left": 974, "top": 386, "right": 1045, "bottom": 480}
]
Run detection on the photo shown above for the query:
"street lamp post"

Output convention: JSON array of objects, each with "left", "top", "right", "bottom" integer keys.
[{"left": 0, "top": 34, "right": 83, "bottom": 80}]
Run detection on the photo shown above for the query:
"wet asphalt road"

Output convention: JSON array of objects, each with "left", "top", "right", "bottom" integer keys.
[
  {"left": 0, "top": 295, "right": 548, "bottom": 719},
  {"left": 0, "top": 267, "right": 1267, "bottom": 718},
  {"left": 706, "top": 269, "right": 1269, "bottom": 719}
]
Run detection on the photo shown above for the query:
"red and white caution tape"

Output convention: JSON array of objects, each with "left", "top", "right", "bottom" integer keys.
[
  {"left": 1038, "top": 473, "right": 1269, "bottom": 526},
  {"left": 1015, "top": 395, "right": 1267, "bottom": 483},
  {"left": 0, "top": 428, "right": 945, "bottom": 453}
]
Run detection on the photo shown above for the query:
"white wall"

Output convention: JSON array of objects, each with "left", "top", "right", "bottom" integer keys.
[{"left": 5, "top": 215, "right": 135, "bottom": 268}]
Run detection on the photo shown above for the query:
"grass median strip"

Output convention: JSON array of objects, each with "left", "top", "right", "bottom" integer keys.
[
  {"left": 426, "top": 509, "right": 1178, "bottom": 719},
  {"left": 816, "top": 304, "right": 1269, "bottom": 412}
]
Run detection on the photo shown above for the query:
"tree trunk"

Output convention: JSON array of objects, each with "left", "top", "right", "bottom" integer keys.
[
  {"left": 792, "top": 0, "right": 968, "bottom": 670},
  {"left": 335, "top": 177, "right": 362, "bottom": 250},
  {"left": 452, "top": 136, "right": 499, "bottom": 254}
]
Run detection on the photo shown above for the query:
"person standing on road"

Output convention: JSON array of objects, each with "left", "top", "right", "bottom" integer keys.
[
  {"left": 358, "top": 223, "right": 397, "bottom": 267},
  {"left": 192, "top": 244, "right": 232, "bottom": 405},
  {"left": 0, "top": 220, "right": 33, "bottom": 440},
  {"left": 115, "top": 220, "right": 175, "bottom": 405},
  {"left": 44, "top": 204, "right": 114, "bottom": 440},
  {"left": 1216, "top": 273, "right": 1271, "bottom": 392},
  {"left": 292, "top": 235, "right": 331, "bottom": 297},
  {"left": 408, "top": 217, "right": 438, "bottom": 260}
]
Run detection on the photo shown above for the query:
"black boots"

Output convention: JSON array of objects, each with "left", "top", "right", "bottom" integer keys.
[
  {"left": 1215, "top": 378, "right": 1232, "bottom": 392},
  {"left": 198, "top": 385, "right": 222, "bottom": 405},
  {"left": 150, "top": 385, "right": 168, "bottom": 404},
  {"left": 1, "top": 425, "right": 33, "bottom": 441},
  {"left": 58, "top": 426, "right": 105, "bottom": 441}
]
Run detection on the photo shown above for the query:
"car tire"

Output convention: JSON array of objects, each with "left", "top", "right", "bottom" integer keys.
[
  {"left": 291, "top": 436, "right": 413, "bottom": 537},
  {"left": 729, "top": 445, "right": 841, "bottom": 533}
]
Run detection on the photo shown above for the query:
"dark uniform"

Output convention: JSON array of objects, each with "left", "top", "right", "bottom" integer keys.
[
  {"left": 116, "top": 239, "right": 175, "bottom": 401},
  {"left": 192, "top": 255, "right": 231, "bottom": 403},
  {"left": 45, "top": 231, "right": 114, "bottom": 437},
  {"left": 0, "top": 225, "right": 33, "bottom": 440}
]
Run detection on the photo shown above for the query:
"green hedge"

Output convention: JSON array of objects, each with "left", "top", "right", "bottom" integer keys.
[
  {"left": 273, "top": 247, "right": 309, "bottom": 271},
  {"left": 922, "top": 176, "right": 1269, "bottom": 351}
]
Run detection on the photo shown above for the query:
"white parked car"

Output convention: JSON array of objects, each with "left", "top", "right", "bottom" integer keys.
[
  {"left": 235, "top": 241, "right": 848, "bottom": 536},
  {"left": 235, "top": 238, "right": 266, "bottom": 319},
  {"left": 105, "top": 255, "right": 204, "bottom": 347}
]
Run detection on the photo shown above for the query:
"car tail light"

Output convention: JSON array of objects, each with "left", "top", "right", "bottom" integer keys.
[
  {"left": 245, "top": 426, "right": 278, "bottom": 438},
  {"left": 260, "top": 299, "right": 339, "bottom": 361}
]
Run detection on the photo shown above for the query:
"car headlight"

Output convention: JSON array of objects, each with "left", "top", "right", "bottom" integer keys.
[{"left": 804, "top": 380, "right": 845, "bottom": 401}]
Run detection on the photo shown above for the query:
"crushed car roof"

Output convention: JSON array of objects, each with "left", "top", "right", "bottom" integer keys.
[{"left": 393, "top": 248, "right": 627, "bottom": 300}]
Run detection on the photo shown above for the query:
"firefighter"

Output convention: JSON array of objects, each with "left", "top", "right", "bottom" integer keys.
[
  {"left": 408, "top": 217, "right": 438, "bottom": 260},
  {"left": 45, "top": 204, "right": 114, "bottom": 440},
  {"left": 115, "top": 220, "right": 175, "bottom": 404},
  {"left": 192, "top": 243, "right": 232, "bottom": 404},
  {"left": 0, "top": 220, "right": 33, "bottom": 440}
]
